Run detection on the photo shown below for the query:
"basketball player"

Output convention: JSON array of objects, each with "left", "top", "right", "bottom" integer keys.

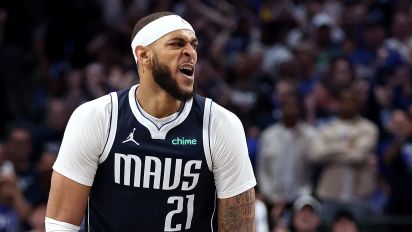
[{"left": 45, "top": 12, "right": 257, "bottom": 231}]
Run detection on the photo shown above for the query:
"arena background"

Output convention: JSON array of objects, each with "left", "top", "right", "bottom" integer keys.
[{"left": 1, "top": 0, "right": 412, "bottom": 231}]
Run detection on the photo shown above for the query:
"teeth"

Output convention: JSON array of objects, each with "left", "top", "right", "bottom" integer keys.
[
  {"left": 179, "top": 64, "right": 194, "bottom": 77},
  {"left": 180, "top": 66, "right": 193, "bottom": 71}
]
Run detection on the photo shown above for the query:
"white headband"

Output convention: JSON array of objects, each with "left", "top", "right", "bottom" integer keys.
[{"left": 131, "top": 15, "right": 194, "bottom": 62}]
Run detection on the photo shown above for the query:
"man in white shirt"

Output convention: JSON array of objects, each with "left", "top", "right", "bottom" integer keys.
[
  {"left": 45, "top": 12, "right": 256, "bottom": 232},
  {"left": 258, "top": 93, "right": 316, "bottom": 229}
]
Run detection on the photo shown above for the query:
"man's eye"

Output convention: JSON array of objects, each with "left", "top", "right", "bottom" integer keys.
[{"left": 171, "top": 42, "right": 184, "bottom": 47}]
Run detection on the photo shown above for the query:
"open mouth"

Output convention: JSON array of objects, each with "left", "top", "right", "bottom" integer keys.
[{"left": 179, "top": 64, "right": 195, "bottom": 77}]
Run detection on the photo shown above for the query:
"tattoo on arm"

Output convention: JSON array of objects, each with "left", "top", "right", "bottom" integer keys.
[{"left": 218, "top": 188, "right": 255, "bottom": 232}]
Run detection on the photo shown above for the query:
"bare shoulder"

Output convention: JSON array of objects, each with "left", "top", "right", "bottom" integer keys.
[{"left": 218, "top": 188, "right": 256, "bottom": 232}]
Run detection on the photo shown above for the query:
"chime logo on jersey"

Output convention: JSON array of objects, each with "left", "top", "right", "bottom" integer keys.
[
  {"left": 114, "top": 153, "right": 202, "bottom": 190},
  {"left": 171, "top": 137, "right": 197, "bottom": 145}
]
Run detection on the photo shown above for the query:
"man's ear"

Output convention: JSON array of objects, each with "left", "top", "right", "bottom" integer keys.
[{"left": 135, "top": 46, "right": 151, "bottom": 66}]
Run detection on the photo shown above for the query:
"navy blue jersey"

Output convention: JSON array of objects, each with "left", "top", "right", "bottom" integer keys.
[{"left": 86, "top": 87, "right": 217, "bottom": 232}]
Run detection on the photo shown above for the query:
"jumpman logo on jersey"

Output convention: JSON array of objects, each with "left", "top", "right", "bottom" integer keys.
[{"left": 122, "top": 128, "right": 139, "bottom": 146}]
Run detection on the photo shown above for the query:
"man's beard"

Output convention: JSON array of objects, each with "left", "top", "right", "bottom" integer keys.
[{"left": 152, "top": 55, "right": 195, "bottom": 101}]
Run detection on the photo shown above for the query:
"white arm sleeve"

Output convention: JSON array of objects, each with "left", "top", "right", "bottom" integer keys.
[
  {"left": 45, "top": 217, "right": 80, "bottom": 232},
  {"left": 53, "top": 95, "right": 112, "bottom": 186},
  {"left": 210, "top": 103, "right": 257, "bottom": 198}
]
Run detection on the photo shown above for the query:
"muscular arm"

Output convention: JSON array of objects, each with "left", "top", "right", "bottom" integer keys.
[
  {"left": 218, "top": 188, "right": 256, "bottom": 232},
  {"left": 210, "top": 103, "right": 256, "bottom": 231},
  {"left": 46, "top": 171, "right": 91, "bottom": 225}
]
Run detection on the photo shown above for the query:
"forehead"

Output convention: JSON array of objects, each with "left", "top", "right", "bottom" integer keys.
[
  {"left": 156, "top": 29, "right": 197, "bottom": 43},
  {"left": 10, "top": 128, "right": 31, "bottom": 140},
  {"left": 301, "top": 205, "right": 315, "bottom": 212}
]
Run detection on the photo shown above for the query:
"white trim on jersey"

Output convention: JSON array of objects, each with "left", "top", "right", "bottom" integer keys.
[
  {"left": 87, "top": 198, "right": 90, "bottom": 232},
  {"left": 128, "top": 85, "right": 193, "bottom": 139},
  {"left": 202, "top": 98, "right": 213, "bottom": 172},
  {"left": 210, "top": 190, "right": 217, "bottom": 232},
  {"left": 99, "top": 92, "right": 118, "bottom": 164}
]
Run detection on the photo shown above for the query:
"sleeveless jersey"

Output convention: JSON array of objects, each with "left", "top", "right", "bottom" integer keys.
[{"left": 86, "top": 87, "right": 217, "bottom": 231}]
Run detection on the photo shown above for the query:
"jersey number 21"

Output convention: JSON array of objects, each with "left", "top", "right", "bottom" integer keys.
[{"left": 164, "top": 194, "right": 195, "bottom": 231}]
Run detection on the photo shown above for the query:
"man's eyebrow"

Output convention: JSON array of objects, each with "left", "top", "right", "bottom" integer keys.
[
  {"left": 168, "top": 37, "right": 198, "bottom": 43},
  {"left": 191, "top": 38, "right": 199, "bottom": 44}
]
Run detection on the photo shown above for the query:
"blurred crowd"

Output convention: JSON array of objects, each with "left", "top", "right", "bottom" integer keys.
[{"left": 1, "top": 0, "right": 412, "bottom": 231}]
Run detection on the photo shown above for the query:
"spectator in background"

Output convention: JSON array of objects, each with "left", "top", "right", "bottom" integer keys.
[
  {"left": 307, "top": 57, "right": 357, "bottom": 126},
  {"left": 63, "top": 69, "right": 87, "bottom": 113},
  {"left": 85, "top": 62, "right": 108, "bottom": 99},
  {"left": 388, "top": 64, "right": 412, "bottom": 110},
  {"left": 331, "top": 210, "right": 359, "bottom": 232},
  {"left": 305, "top": 78, "right": 338, "bottom": 126},
  {"left": 224, "top": 54, "right": 260, "bottom": 123},
  {"left": 27, "top": 203, "right": 47, "bottom": 232},
  {"left": 5, "top": 126, "right": 34, "bottom": 190},
  {"left": 310, "top": 86, "right": 378, "bottom": 223},
  {"left": 255, "top": 196, "right": 270, "bottom": 232},
  {"left": 107, "top": 64, "right": 138, "bottom": 91},
  {"left": 260, "top": 19, "right": 294, "bottom": 79},
  {"left": 258, "top": 93, "right": 316, "bottom": 229},
  {"left": 347, "top": 16, "right": 386, "bottom": 81},
  {"left": 382, "top": 109, "right": 412, "bottom": 231},
  {"left": 384, "top": 10, "right": 412, "bottom": 64},
  {"left": 34, "top": 98, "right": 69, "bottom": 163},
  {"left": 0, "top": 161, "right": 22, "bottom": 231},
  {"left": 272, "top": 195, "right": 322, "bottom": 232},
  {"left": 271, "top": 78, "right": 299, "bottom": 122},
  {"left": 0, "top": 142, "right": 5, "bottom": 165},
  {"left": 310, "top": 12, "right": 345, "bottom": 75},
  {"left": 36, "top": 143, "right": 58, "bottom": 202},
  {"left": 291, "top": 195, "right": 322, "bottom": 232},
  {"left": 3, "top": 126, "right": 43, "bottom": 225},
  {"left": 194, "top": 59, "right": 227, "bottom": 104},
  {"left": 325, "top": 57, "right": 357, "bottom": 91},
  {"left": 293, "top": 41, "right": 319, "bottom": 96}
]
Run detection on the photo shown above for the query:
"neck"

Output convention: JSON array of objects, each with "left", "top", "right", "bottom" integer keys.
[
  {"left": 283, "top": 120, "right": 298, "bottom": 128},
  {"left": 340, "top": 114, "right": 358, "bottom": 121},
  {"left": 136, "top": 83, "right": 182, "bottom": 118}
]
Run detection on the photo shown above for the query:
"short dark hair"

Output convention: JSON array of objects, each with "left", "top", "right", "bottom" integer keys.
[
  {"left": 4, "top": 122, "right": 33, "bottom": 142},
  {"left": 333, "top": 209, "right": 356, "bottom": 224},
  {"left": 131, "top": 12, "right": 175, "bottom": 42}
]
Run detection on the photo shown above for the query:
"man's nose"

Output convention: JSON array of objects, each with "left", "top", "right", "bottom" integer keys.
[{"left": 183, "top": 43, "right": 197, "bottom": 59}]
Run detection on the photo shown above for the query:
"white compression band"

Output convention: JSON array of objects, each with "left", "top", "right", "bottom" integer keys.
[
  {"left": 45, "top": 217, "right": 80, "bottom": 232},
  {"left": 131, "top": 15, "right": 194, "bottom": 62}
]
